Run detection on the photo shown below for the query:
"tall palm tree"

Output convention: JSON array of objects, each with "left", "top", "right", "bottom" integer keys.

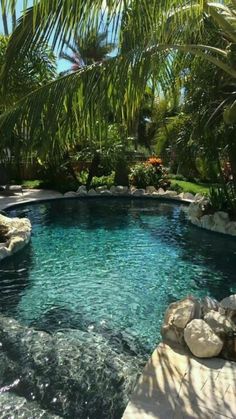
[{"left": 60, "top": 30, "right": 115, "bottom": 75}]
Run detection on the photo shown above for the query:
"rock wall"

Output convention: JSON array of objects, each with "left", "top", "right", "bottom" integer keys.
[
  {"left": 0, "top": 214, "right": 31, "bottom": 261},
  {"left": 161, "top": 295, "right": 236, "bottom": 360},
  {"left": 188, "top": 199, "right": 236, "bottom": 236}
]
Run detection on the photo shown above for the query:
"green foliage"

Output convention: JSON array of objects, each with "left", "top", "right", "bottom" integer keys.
[
  {"left": 209, "top": 185, "right": 236, "bottom": 214},
  {"left": 91, "top": 173, "right": 115, "bottom": 189},
  {"left": 209, "top": 187, "right": 230, "bottom": 212},
  {"left": 130, "top": 159, "right": 169, "bottom": 189},
  {"left": 0, "top": 35, "right": 56, "bottom": 108}
]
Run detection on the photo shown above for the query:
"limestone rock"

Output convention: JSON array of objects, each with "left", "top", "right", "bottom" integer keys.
[
  {"left": 164, "top": 190, "right": 178, "bottom": 198},
  {"left": 204, "top": 310, "right": 235, "bottom": 337},
  {"left": 226, "top": 221, "right": 236, "bottom": 236},
  {"left": 131, "top": 189, "right": 145, "bottom": 197},
  {"left": 146, "top": 186, "right": 157, "bottom": 194},
  {"left": 184, "top": 319, "right": 223, "bottom": 358},
  {"left": 201, "top": 296, "right": 219, "bottom": 316},
  {"left": 220, "top": 295, "right": 236, "bottom": 322},
  {"left": 111, "top": 185, "right": 129, "bottom": 195},
  {"left": 0, "top": 214, "right": 31, "bottom": 261},
  {"left": 183, "top": 192, "right": 195, "bottom": 200},
  {"left": 188, "top": 202, "right": 204, "bottom": 219},
  {"left": 77, "top": 190, "right": 87, "bottom": 196},
  {"left": 96, "top": 186, "right": 108, "bottom": 194},
  {"left": 200, "top": 214, "right": 214, "bottom": 230},
  {"left": 161, "top": 297, "right": 201, "bottom": 345},
  {"left": 64, "top": 191, "right": 77, "bottom": 197},
  {"left": 77, "top": 185, "right": 87, "bottom": 194},
  {"left": 157, "top": 188, "right": 165, "bottom": 195},
  {"left": 88, "top": 189, "right": 97, "bottom": 196},
  {"left": 213, "top": 211, "right": 230, "bottom": 224},
  {"left": 194, "top": 193, "right": 204, "bottom": 202},
  {"left": 100, "top": 190, "right": 112, "bottom": 196},
  {"left": 221, "top": 294, "right": 236, "bottom": 310}
]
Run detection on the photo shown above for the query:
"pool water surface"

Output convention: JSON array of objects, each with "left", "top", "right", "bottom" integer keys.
[{"left": 0, "top": 198, "right": 235, "bottom": 418}]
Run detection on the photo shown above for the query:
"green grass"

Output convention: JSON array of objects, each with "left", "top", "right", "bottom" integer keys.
[
  {"left": 170, "top": 179, "right": 213, "bottom": 195},
  {"left": 20, "top": 179, "right": 44, "bottom": 189}
]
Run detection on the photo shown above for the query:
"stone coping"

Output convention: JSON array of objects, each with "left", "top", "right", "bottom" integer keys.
[
  {"left": 122, "top": 342, "right": 236, "bottom": 419},
  {"left": 0, "top": 188, "right": 194, "bottom": 213}
]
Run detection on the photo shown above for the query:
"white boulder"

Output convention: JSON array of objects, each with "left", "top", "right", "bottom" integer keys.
[
  {"left": 164, "top": 190, "right": 178, "bottom": 198},
  {"left": 213, "top": 211, "right": 230, "bottom": 224},
  {"left": 200, "top": 214, "right": 214, "bottom": 230},
  {"left": 77, "top": 185, "right": 87, "bottom": 194},
  {"left": 204, "top": 310, "right": 235, "bottom": 336},
  {"left": 157, "top": 188, "right": 165, "bottom": 195},
  {"left": 64, "top": 191, "right": 77, "bottom": 197},
  {"left": 194, "top": 193, "right": 204, "bottom": 202},
  {"left": 96, "top": 186, "right": 108, "bottom": 194},
  {"left": 87, "top": 189, "right": 97, "bottom": 196},
  {"left": 131, "top": 189, "right": 145, "bottom": 197},
  {"left": 100, "top": 190, "right": 112, "bottom": 196},
  {"left": 161, "top": 297, "right": 201, "bottom": 345},
  {"left": 226, "top": 221, "right": 236, "bottom": 236},
  {"left": 183, "top": 192, "right": 195, "bottom": 201},
  {"left": 201, "top": 296, "right": 219, "bottom": 316},
  {"left": 188, "top": 202, "right": 204, "bottom": 219},
  {"left": 0, "top": 214, "right": 31, "bottom": 261},
  {"left": 110, "top": 185, "right": 129, "bottom": 195},
  {"left": 146, "top": 186, "right": 157, "bottom": 194},
  {"left": 220, "top": 295, "right": 236, "bottom": 320},
  {"left": 184, "top": 319, "right": 223, "bottom": 358}
]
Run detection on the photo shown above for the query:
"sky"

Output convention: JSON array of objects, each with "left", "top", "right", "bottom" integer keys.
[
  {"left": 0, "top": 0, "right": 72, "bottom": 73},
  {"left": 0, "top": 0, "right": 119, "bottom": 73}
]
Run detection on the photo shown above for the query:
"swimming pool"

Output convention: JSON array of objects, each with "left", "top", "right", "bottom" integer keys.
[{"left": 0, "top": 198, "right": 235, "bottom": 418}]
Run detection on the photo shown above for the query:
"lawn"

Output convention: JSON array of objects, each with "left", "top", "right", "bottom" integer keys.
[{"left": 170, "top": 180, "right": 213, "bottom": 195}]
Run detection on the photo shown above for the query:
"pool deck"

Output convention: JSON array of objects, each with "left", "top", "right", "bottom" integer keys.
[
  {"left": 123, "top": 343, "right": 236, "bottom": 419},
  {"left": 0, "top": 189, "right": 63, "bottom": 211}
]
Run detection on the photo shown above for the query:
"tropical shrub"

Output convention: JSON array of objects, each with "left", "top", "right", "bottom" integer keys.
[{"left": 129, "top": 157, "right": 170, "bottom": 189}]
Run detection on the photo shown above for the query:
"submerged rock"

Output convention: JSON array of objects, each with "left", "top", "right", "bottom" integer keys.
[
  {"left": 184, "top": 319, "right": 223, "bottom": 358},
  {"left": 0, "top": 314, "right": 144, "bottom": 419},
  {"left": 0, "top": 393, "right": 60, "bottom": 418}
]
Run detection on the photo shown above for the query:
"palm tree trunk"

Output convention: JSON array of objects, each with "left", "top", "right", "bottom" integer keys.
[{"left": 1, "top": 0, "right": 9, "bottom": 36}]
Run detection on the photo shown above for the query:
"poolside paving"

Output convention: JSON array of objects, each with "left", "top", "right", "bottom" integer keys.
[
  {"left": 122, "top": 343, "right": 236, "bottom": 419},
  {"left": 0, "top": 189, "right": 63, "bottom": 211}
]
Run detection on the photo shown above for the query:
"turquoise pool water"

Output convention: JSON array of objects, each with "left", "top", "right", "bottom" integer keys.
[{"left": 0, "top": 198, "right": 236, "bottom": 418}]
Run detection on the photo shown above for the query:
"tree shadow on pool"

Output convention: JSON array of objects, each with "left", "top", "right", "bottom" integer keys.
[
  {"left": 0, "top": 244, "right": 34, "bottom": 316},
  {"left": 137, "top": 207, "right": 236, "bottom": 300}
]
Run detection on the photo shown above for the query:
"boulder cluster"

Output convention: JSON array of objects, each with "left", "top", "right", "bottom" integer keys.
[
  {"left": 188, "top": 198, "right": 236, "bottom": 236},
  {"left": 161, "top": 295, "right": 236, "bottom": 360},
  {"left": 0, "top": 214, "right": 31, "bottom": 261},
  {"left": 64, "top": 185, "right": 197, "bottom": 201}
]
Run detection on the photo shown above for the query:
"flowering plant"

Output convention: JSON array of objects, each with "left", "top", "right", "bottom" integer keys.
[{"left": 130, "top": 156, "right": 170, "bottom": 189}]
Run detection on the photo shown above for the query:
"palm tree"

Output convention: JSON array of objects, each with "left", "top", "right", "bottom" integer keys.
[
  {"left": 60, "top": 30, "right": 115, "bottom": 75},
  {"left": 1, "top": 0, "right": 17, "bottom": 35},
  {"left": 1, "top": 1, "right": 236, "bottom": 149}
]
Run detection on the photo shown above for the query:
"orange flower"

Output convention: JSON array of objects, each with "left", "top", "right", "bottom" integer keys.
[{"left": 147, "top": 157, "right": 162, "bottom": 166}]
